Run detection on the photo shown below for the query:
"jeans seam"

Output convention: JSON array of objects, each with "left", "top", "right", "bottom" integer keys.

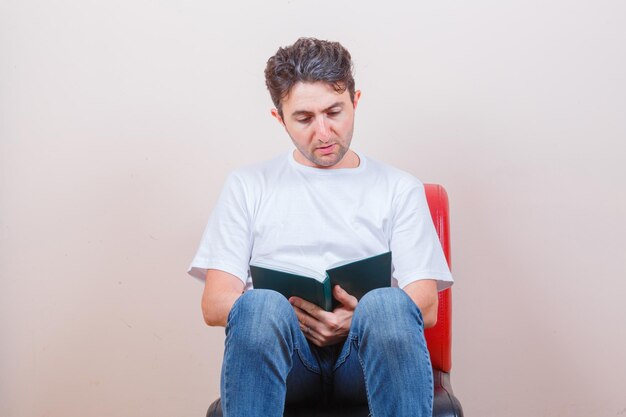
[
  {"left": 222, "top": 336, "right": 233, "bottom": 414},
  {"left": 222, "top": 294, "right": 250, "bottom": 415},
  {"left": 222, "top": 296, "right": 242, "bottom": 415},
  {"left": 293, "top": 345, "right": 321, "bottom": 374},
  {"left": 421, "top": 328, "right": 434, "bottom": 412},
  {"left": 356, "top": 346, "right": 374, "bottom": 417},
  {"left": 332, "top": 334, "right": 357, "bottom": 372}
]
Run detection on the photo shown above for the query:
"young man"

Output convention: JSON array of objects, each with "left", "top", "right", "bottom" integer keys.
[{"left": 189, "top": 37, "right": 453, "bottom": 417}]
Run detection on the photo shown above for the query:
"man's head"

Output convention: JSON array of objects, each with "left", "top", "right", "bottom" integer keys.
[
  {"left": 265, "top": 38, "right": 356, "bottom": 118},
  {"left": 265, "top": 38, "right": 361, "bottom": 169}
]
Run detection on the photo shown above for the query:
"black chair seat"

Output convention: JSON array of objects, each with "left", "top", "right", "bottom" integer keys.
[{"left": 207, "top": 369, "right": 463, "bottom": 417}]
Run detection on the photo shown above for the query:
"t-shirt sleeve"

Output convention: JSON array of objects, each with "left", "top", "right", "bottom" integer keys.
[
  {"left": 390, "top": 181, "right": 453, "bottom": 291},
  {"left": 187, "top": 172, "right": 252, "bottom": 284}
]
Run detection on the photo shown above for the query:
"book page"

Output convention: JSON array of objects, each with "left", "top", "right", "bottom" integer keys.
[{"left": 250, "top": 259, "right": 326, "bottom": 282}]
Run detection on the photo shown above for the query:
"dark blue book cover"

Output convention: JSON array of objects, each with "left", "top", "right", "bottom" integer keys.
[{"left": 250, "top": 252, "right": 392, "bottom": 311}]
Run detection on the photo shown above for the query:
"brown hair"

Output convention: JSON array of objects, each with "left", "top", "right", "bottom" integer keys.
[{"left": 264, "top": 38, "right": 355, "bottom": 116}]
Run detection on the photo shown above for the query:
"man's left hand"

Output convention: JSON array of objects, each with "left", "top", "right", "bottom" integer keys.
[{"left": 289, "top": 285, "right": 358, "bottom": 347}]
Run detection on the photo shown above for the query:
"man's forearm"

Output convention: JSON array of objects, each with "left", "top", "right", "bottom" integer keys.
[
  {"left": 202, "top": 291, "right": 241, "bottom": 327},
  {"left": 202, "top": 269, "right": 245, "bottom": 327},
  {"left": 402, "top": 279, "right": 439, "bottom": 328}
]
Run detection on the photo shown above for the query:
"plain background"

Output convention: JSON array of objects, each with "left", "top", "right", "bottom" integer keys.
[{"left": 2, "top": 0, "right": 625, "bottom": 416}]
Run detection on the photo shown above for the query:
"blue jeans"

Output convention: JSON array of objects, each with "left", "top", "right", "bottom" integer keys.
[{"left": 221, "top": 288, "right": 433, "bottom": 417}]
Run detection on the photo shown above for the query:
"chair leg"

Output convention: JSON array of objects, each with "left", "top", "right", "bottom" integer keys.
[
  {"left": 207, "top": 398, "right": 222, "bottom": 417},
  {"left": 433, "top": 369, "right": 464, "bottom": 417}
]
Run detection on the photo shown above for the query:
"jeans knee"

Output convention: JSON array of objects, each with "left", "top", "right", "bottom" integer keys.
[
  {"left": 238, "top": 289, "right": 291, "bottom": 312},
  {"left": 357, "top": 287, "right": 414, "bottom": 314},
  {"left": 232, "top": 289, "right": 294, "bottom": 323},
  {"left": 226, "top": 289, "right": 296, "bottom": 346},
  {"left": 353, "top": 288, "right": 423, "bottom": 332}
]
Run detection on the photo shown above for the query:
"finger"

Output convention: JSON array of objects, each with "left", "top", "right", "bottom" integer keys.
[
  {"left": 299, "top": 322, "right": 314, "bottom": 337},
  {"left": 298, "top": 320, "right": 319, "bottom": 341},
  {"left": 298, "top": 321, "right": 308, "bottom": 334},
  {"left": 293, "top": 306, "right": 335, "bottom": 348},
  {"left": 333, "top": 285, "right": 358, "bottom": 310},
  {"left": 300, "top": 324, "right": 323, "bottom": 347},
  {"left": 289, "top": 296, "right": 326, "bottom": 319},
  {"left": 292, "top": 305, "right": 320, "bottom": 333},
  {"left": 308, "top": 336, "right": 324, "bottom": 347}
]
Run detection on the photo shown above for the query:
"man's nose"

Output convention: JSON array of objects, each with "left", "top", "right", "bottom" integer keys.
[{"left": 315, "top": 117, "right": 331, "bottom": 142}]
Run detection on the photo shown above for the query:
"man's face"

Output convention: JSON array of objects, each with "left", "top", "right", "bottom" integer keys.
[{"left": 272, "top": 82, "right": 361, "bottom": 169}]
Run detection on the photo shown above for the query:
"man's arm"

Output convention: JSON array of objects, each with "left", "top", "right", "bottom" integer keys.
[
  {"left": 403, "top": 279, "right": 439, "bottom": 328},
  {"left": 201, "top": 269, "right": 245, "bottom": 327}
]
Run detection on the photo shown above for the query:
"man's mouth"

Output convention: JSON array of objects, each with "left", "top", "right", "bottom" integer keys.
[{"left": 317, "top": 144, "right": 336, "bottom": 154}]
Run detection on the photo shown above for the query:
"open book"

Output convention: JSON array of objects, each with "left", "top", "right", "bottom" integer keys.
[{"left": 249, "top": 252, "right": 392, "bottom": 311}]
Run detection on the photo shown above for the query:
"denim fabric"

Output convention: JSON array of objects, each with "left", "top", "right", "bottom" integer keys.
[{"left": 221, "top": 288, "right": 433, "bottom": 417}]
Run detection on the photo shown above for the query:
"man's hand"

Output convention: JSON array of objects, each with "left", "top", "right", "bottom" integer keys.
[{"left": 289, "top": 285, "right": 358, "bottom": 347}]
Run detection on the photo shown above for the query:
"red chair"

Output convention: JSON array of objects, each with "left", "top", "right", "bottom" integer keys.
[
  {"left": 207, "top": 184, "right": 463, "bottom": 417},
  {"left": 424, "top": 183, "right": 463, "bottom": 417}
]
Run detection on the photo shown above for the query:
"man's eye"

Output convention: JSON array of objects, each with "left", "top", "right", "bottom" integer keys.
[
  {"left": 297, "top": 118, "right": 312, "bottom": 124},
  {"left": 327, "top": 111, "right": 340, "bottom": 117}
]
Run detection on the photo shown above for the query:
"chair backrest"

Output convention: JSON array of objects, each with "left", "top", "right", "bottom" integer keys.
[{"left": 423, "top": 184, "right": 453, "bottom": 373}]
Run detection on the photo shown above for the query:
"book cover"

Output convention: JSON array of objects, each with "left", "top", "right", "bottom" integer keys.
[{"left": 249, "top": 252, "right": 392, "bottom": 311}]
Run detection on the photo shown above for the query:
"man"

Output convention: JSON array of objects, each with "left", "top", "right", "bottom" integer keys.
[{"left": 189, "top": 37, "right": 453, "bottom": 417}]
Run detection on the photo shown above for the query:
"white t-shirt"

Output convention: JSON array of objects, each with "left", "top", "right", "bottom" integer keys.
[{"left": 188, "top": 151, "right": 453, "bottom": 291}]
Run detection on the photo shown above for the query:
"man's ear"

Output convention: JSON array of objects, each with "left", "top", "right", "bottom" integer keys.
[
  {"left": 353, "top": 90, "right": 362, "bottom": 110},
  {"left": 271, "top": 108, "right": 285, "bottom": 126}
]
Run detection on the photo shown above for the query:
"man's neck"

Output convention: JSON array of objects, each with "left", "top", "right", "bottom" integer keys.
[{"left": 293, "top": 149, "right": 360, "bottom": 169}]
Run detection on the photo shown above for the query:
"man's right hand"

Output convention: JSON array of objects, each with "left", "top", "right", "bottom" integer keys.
[{"left": 289, "top": 285, "right": 358, "bottom": 347}]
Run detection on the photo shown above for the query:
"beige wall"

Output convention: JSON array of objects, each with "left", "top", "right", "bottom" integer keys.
[{"left": 2, "top": 1, "right": 625, "bottom": 416}]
